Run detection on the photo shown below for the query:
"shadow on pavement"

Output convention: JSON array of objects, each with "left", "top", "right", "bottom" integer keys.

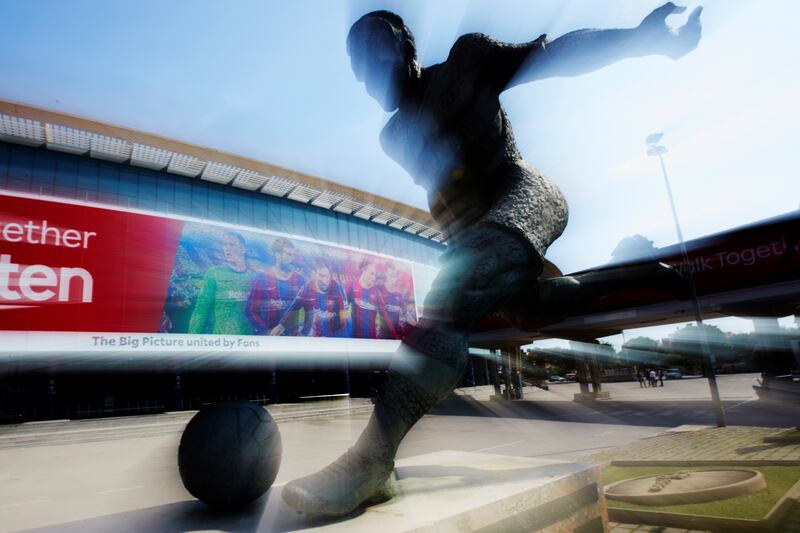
[
  {"left": 734, "top": 442, "right": 794, "bottom": 455},
  {"left": 19, "top": 487, "right": 361, "bottom": 533}
]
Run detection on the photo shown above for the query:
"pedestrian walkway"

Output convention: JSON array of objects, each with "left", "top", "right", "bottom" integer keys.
[
  {"left": 586, "top": 425, "right": 800, "bottom": 464},
  {"left": 0, "top": 397, "right": 375, "bottom": 449},
  {"left": 450, "top": 382, "right": 796, "bottom": 432},
  {"left": 534, "top": 374, "right": 759, "bottom": 402}
]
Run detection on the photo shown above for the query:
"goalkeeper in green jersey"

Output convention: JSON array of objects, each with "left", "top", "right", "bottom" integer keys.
[{"left": 188, "top": 232, "right": 256, "bottom": 335}]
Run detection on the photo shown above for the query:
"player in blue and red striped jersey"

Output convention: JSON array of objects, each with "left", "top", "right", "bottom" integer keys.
[
  {"left": 297, "top": 258, "right": 346, "bottom": 337},
  {"left": 377, "top": 263, "right": 417, "bottom": 339},
  {"left": 348, "top": 258, "right": 382, "bottom": 339},
  {"left": 246, "top": 237, "right": 305, "bottom": 335}
]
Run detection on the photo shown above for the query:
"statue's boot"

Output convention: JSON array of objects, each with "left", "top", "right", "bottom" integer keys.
[
  {"left": 508, "top": 261, "right": 690, "bottom": 331},
  {"left": 569, "top": 261, "right": 691, "bottom": 300},
  {"left": 281, "top": 323, "right": 468, "bottom": 516},
  {"left": 283, "top": 226, "right": 532, "bottom": 516}
]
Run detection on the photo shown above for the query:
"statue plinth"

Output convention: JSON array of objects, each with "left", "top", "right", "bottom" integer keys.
[
  {"left": 272, "top": 451, "right": 608, "bottom": 532},
  {"left": 574, "top": 391, "right": 612, "bottom": 402}
]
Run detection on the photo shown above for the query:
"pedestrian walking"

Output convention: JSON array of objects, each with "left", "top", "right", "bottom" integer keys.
[
  {"left": 649, "top": 369, "right": 657, "bottom": 388},
  {"left": 637, "top": 371, "right": 645, "bottom": 388},
  {"left": 659, "top": 369, "right": 665, "bottom": 387}
]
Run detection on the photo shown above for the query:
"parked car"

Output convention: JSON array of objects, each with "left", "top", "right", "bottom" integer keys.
[
  {"left": 549, "top": 375, "right": 565, "bottom": 383},
  {"left": 565, "top": 372, "right": 577, "bottom": 382},
  {"left": 665, "top": 368, "right": 683, "bottom": 379}
]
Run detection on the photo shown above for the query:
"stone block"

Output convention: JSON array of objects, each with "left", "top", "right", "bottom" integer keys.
[{"left": 271, "top": 451, "right": 608, "bottom": 532}]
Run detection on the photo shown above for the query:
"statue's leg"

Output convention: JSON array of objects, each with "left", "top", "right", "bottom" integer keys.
[
  {"left": 507, "top": 261, "right": 689, "bottom": 331},
  {"left": 568, "top": 261, "right": 689, "bottom": 299},
  {"left": 281, "top": 226, "right": 536, "bottom": 516}
]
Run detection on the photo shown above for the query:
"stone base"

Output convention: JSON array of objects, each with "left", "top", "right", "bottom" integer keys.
[
  {"left": 270, "top": 451, "right": 608, "bottom": 532},
  {"left": 488, "top": 391, "right": 527, "bottom": 401},
  {"left": 574, "top": 391, "right": 611, "bottom": 402}
]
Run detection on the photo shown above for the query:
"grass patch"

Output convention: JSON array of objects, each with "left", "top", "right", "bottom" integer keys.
[{"left": 603, "top": 465, "right": 800, "bottom": 520}]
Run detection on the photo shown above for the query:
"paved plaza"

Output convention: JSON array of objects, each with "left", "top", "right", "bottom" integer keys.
[
  {"left": 588, "top": 424, "right": 800, "bottom": 464},
  {"left": 0, "top": 373, "right": 797, "bottom": 532},
  {"left": 538, "top": 373, "right": 759, "bottom": 402}
]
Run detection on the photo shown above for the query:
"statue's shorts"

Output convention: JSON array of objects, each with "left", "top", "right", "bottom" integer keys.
[{"left": 421, "top": 223, "right": 543, "bottom": 331}]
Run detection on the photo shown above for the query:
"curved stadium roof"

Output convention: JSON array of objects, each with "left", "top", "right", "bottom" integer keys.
[{"left": 0, "top": 99, "right": 444, "bottom": 243}]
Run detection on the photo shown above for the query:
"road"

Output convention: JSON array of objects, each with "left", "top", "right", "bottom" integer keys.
[{"left": 0, "top": 373, "right": 796, "bottom": 532}]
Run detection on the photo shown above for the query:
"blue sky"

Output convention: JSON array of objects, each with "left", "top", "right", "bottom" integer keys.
[{"left": 1, "top": 1, "right": 798, "bottom": 285}]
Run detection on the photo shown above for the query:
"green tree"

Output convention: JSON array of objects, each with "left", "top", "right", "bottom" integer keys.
[
  {"left": 525, "top": 346, "right": 578, "bottom": 376},
  {"left": 665, "top": 323, "right": 731, "bottom": 374},
  {"left": 622, "top": 336, "right": 661, "bottom": 368}
]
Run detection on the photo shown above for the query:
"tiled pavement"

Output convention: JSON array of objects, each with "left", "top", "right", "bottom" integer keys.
[{"left": 586, "top": 425, "right": 800, "bottom": 464}]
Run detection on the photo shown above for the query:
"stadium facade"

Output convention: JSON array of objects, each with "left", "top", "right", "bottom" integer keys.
[{"left": 0, "top": 100, "right": 496, "bottom": 423}]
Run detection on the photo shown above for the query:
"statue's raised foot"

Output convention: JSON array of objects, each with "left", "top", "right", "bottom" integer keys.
[{"left": 282, "top": 447, "right": 395, "bottom": 516}]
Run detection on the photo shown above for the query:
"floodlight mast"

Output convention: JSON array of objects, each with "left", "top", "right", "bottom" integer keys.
[{"left": 646, "top": 133, "right": 726, "bottom": 428}]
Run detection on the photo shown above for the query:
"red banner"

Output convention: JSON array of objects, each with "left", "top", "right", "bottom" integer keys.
[
  {"left": 0, "top": 193, "right": 183, "bottom": 332},
  {"left": 0, "top": 193, "right": 423, "bottom": 341}
]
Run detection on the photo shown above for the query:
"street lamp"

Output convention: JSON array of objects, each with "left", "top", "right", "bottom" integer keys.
[{"left": 646, "top": 133, "right": 726, "bottom": 428}]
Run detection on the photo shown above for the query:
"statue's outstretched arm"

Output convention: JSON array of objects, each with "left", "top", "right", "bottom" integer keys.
[{"left": 500, "top": 3, "right": 702, "bottom": 90}]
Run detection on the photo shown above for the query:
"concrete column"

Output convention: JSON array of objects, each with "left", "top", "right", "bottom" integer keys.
[
  {"left": 46, "top": 378, "right": 57, "bottom": 420},
  {"left": 570, "top": 340, "right": 610, "bottom": 401},
  {"left": 270, "top": 368, "right": 279, "bottom": 404},
  {"left": 504, "top": 351, "right": 512, "bottom": 399},
  {"left": 468, "top": 357, "right": 476, "bottom": 387},
  {"left": 173, "top": 374, "right": 183, "bottom": 411},
  {"left": 515, "top": 346, "right": 524, "bottom": 400},
  {"left": 343, "top": 359, "right": 352, "bottom": 397},
  {"left": 490, "top": 350, "right": 502, "bottom": 396},
  {"left": 570, "top": 341, "right": 591, "bottom": 394},
  {"left": 588, "top": 343, "right": 602, "bottom": 394}
]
